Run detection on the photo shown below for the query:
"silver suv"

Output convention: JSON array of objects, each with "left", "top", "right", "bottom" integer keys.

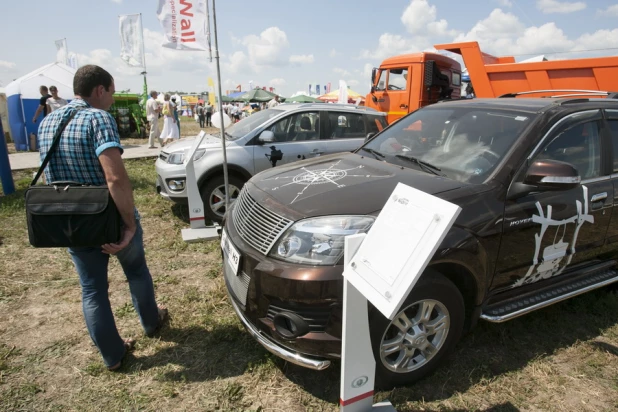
[{"left": 155, "top": 103, "right": 388, "bottom": 222}]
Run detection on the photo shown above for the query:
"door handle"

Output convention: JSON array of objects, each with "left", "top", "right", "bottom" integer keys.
[
  {"left": 591, "top": 192, "right": 607, "bottom": 203},
  {"left": 399, "top": 104, "right": 408, "bottom": 109}
]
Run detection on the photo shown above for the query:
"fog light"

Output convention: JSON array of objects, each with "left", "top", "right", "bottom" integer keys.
[
  {"left": 273, "top": 312, "right": 310, "bottom": 339},
  {"left": 167, "top": 179, "right": 186, "bottom": 191}
]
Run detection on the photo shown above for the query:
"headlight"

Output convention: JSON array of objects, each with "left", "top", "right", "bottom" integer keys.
[
  {"left": 166, "top": 148, "right": 206, "bottom": 164},
  {"left": 270, "top": 216, "right": 375, "bottom": 265}
]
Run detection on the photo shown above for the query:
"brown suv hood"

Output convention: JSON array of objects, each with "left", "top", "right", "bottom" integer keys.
[{"left": 249, "top": 152, "right": 463, "bottom": 218}]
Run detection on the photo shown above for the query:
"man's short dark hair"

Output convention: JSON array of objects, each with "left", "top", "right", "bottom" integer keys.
[
  {"left": 40, "top": 85, "right": 48, "bottom": 92},
  {"left": 73, "top": 65, "right": 114, "bottom": 97}
]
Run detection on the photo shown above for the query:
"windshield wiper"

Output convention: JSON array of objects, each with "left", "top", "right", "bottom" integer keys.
[
  {"left": 395, "top": 154, "right": 444, "bottom": 176},
  {"left": 360, "top": 147, "right": 385, "bottom": 159}
]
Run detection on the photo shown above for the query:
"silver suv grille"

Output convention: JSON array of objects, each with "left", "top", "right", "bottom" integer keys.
[{"left": 232, "top": 187, "right": 292, "bottom": 255}]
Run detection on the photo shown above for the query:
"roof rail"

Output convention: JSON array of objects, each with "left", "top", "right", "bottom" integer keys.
[
  {"left": 296, "top": 103, "right": 378, "bottom": 112},
  {"left": 499, "top": 89, "right": 614, "bottom": 98}
]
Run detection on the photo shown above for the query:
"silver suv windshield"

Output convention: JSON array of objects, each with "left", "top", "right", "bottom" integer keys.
[
  {"left": 225, "top": 108, "right": 284, "bottom": 140},
  {"left": 362, "top": 106, "right": 536, "bottom": 183}
]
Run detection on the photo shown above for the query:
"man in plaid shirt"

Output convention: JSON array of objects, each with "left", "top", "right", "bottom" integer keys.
[{"left": 38, "top": 65, "right": 168, "bottom": 371}]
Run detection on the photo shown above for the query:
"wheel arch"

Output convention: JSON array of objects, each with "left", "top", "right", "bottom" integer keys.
[{"left": 197, "top": 165, "right": 252, "bottom": 189}]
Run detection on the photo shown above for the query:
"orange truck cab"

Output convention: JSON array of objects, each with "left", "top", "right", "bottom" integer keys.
[
  {"left": 368, "top": 41, "right": 618, "bottom": 124},
  {"left": 366, "top": 52, "right": 461, "bottom": 124}
]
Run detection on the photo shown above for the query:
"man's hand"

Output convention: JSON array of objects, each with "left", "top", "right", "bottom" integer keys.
[{"left": 102, "top": 224, "right": 136, "bottom": 254}]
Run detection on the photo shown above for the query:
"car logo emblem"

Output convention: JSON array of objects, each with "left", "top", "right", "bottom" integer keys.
[{"left": 351, "top": 375, "right": 369, "bottom": 388}]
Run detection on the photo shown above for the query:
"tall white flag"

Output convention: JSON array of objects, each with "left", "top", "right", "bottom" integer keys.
[
  {"left": 68, "top": 53, "right": 78, "bottom": 69},
  {"left": 338, "top": 80, "right": 349, "bottom": 104},
  {"left": 119, "top": 14, "right": 145, "bottom": 67},
  {"left": 55, "top": 39, "right": 68, "bottom": 65},
  {"left": 157, "top": 0, "right": 209, "bottom": 51}
]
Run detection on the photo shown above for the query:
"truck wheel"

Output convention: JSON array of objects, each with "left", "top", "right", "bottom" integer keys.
[
  {"left": 200, "top": 175, "right": 244, "bottom": 223},
  {"left": 369, "top": 271, "right": 465, "bottom": 389}
]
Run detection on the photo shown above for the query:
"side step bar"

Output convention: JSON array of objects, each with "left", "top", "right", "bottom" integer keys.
[{"left": 481, "top": 261, "right": 618, "bottom": 323}]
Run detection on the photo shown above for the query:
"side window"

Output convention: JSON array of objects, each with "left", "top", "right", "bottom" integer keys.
[
  {"left": 387, "top": 69, "right": 407, "bottom": 91},
  {"left": 376, "top": 70, "right": 387, "bottom": 91},
  {"left": 608, "top": 120, "right": 618, "bottom": 172},
  {"left": 367, "top": 115, "right": 386, "bottom": 134},
  {"left": 329, "top": 112, "right": 366, "bottom": 139},
  {"left": 535, "top": 121, "right": 601, "bottom": 179},
  {"left": 269, "top": 112, "right": 320, "bottom": 142}
]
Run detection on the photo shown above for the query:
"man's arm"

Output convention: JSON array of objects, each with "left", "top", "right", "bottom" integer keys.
[
  {"left": 99, "top": 147, "right": 137, "bottom": 253},
  {"left": 32, "top": 105, "right": 44, "bottom": 123}
]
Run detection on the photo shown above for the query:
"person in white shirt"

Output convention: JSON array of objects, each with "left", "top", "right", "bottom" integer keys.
[
  {"left": 46, "top": 86, "right": 68, "bottom": 112},
  {"left": 267, "top": 95, "right": 280, "bottom": 109},
  {"left": 146, "top": 91, "right": 161, "bottom": 149}
]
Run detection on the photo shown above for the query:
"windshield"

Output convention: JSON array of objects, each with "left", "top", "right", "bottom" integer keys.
[
  {"left": 362, "top": 106, "right": 536, "bottom": 183},
  {"left": 225, "top": 109, "right": 284, "bottom": 139}
]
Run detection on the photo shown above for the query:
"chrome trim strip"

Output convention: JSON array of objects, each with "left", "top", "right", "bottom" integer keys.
[
  {"left": 480, "top": 275, "right": 618, "bottom": 323},
  {"left": 582, "top": 176, "right": 610, "bottom": 184},
  {"left": 227, "top": 291, "right": 331, "bottom": 370}
]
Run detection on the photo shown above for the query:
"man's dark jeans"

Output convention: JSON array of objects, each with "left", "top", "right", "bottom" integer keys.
[{"left": 199, "top": 114, "right": 205, "bottom": 128}]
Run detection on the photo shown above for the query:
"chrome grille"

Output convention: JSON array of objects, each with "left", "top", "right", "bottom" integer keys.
[
  {"left": 159, "top": 152, "right": 169, "bottom": 162},
  {"left": 232, "top": 187, "right": 292, "bottom": 255}
]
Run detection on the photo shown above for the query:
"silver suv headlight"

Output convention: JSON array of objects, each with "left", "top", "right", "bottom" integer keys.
[
  {"left": 167, "top": 148, "right": 207, "bottom": 164},
  {"left": 270, "top": 216, "right": 375, "bottom": 265}
]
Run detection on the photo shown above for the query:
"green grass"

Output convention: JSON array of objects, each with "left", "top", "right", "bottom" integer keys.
[{"left": 1, "top": 158, "right": 618, "bottom": 411}]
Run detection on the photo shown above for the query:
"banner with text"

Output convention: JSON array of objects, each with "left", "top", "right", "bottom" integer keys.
[
  {"left": 157, "top": 0, "right": 209, "bottom": 51},
  {"left": 119, "top": 14, "right": 145, "bottom": 67},
  {"left": 55, "top": 39, "right": 68, "bottom": 65}
]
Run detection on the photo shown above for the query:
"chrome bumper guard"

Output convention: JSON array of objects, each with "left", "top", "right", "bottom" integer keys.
[{"left": 227, "top": 291, "right": 331, "bottom": 371}]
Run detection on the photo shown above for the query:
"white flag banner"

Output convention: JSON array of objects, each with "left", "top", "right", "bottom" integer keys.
[
  {"left": 119, "top": 14, "right": 145, "bottom": 67},
  {"left": 157, "top": 0, "right": 209, "bottom": 51},
  {"left": 55, "top": 39, "right": 68, "bottom": 65},
  {"left": 68, "top": 53, "right": 78, "bottom": 69},
  {"left": 338, "top": 80, "right": 349, "bottom": 104}
]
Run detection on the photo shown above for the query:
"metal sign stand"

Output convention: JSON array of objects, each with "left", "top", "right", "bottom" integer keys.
[
  {"left": 181, "top": 130, "right": 220, "bottom": 242},
  {"left": 340, "top": 233, "right": 395, "bottom": 412}
]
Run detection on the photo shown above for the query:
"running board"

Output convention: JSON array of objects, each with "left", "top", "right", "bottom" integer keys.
[{"left": 481, "top": 262, "right": 618, "bottom": 323}]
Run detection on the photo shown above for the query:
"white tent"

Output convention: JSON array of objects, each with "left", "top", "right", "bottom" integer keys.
[{"left": 5, "top": 62, "right": 76, "bottom": 151}]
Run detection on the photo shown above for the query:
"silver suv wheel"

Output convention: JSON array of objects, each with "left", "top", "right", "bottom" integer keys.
[
  {"left": 379, "top": 299, "right": 450, "bottom": 373},
  {"left": 209, "top": 183, "right": 240, "bottom": 218}
]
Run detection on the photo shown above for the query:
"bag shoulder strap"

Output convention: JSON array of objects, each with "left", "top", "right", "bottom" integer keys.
[{"left": 30, "top": 107, "right": 84, "bottom": 186}]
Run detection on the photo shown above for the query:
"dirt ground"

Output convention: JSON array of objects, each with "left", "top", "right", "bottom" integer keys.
[{"left": 1, "top": 157, "right": 618, "bottom": 411}]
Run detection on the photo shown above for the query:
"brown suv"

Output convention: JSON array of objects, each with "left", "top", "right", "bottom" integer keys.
[{"left": 221, "top": 97, "right": 618, "bottom": 387}]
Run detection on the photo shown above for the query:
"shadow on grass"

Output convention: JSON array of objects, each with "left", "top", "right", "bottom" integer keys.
[
  {"left": 278, "top": 288, "right": 618, "bottom": 406},
  {"left": 130, "top": 324, "right": 266, "bottom": 382}
]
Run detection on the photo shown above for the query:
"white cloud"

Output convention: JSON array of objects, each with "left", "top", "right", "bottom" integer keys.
[
  {"left": 333, "top": 67, "right": 351, "bottom": 77},
  {"left": 598, "top": 4, "right": 618, "bottom": 16},
  {"left": 110, "top": 0, "right": 122, "bottom": 3},
  {"left": 0, "top": 60, "right": 16, "bottom": 70},
  {"left": 495, "top": 0, "right": 512, "bottom": 6},
  {"left": 401, "top": 0, "right": 456, "bottom": 36},
  {"left": 242, "top": 27, "right": 289, "bottom": 67},
  {"left": 270, "top": 78, "right": 286, "bottom": 88},
  {"left": 536, "top": 0, "right": 586, "bottom": 14},
  {"left": 329, "top": 49, "right": 338, "bottom": 58},
  {"left": 289, "top": 54, "right": 314, "bottom": 64},
  {"left": 360, "top": 33, "right": 421, "bottom": 60}
]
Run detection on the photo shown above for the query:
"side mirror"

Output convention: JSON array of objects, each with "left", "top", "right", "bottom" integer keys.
[
  {"left": 258, "top": 130, "right": 275, "bottom": 144},
  {"left": 508, "top": 160, "right": 581, "bottom": 199},
  {"left": 371, "top": 68, "right": 377, "bottom": 85},
  {"left": 371, "top": 85, "right": 376, "bottom": 93},
  {"left": 365, "top": 132, "right": 376, "bottom": 142}
]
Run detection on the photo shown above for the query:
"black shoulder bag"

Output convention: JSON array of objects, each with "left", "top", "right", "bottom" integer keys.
[{"left": 25, "top": 109, "right": 122, "bottom": 248}]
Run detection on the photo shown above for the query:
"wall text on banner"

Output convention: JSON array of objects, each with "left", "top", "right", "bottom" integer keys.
[{"left": 157, "top": 0, "right": 209, "bottom": 51}]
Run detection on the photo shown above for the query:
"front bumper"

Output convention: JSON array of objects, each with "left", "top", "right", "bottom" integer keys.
[
  {"left": 227, "top": 288, "right": 331, "bottom": 370},
  {"left": 155, "top": 157, "right": 189, "bottom": 201}
]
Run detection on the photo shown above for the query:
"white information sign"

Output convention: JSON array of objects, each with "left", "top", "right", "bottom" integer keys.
[{"left": 343, "top": 183, "right": 461, "bottom": 320}]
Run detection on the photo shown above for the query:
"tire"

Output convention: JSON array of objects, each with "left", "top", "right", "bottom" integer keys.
[
  {"left": 200, "top": 175, "right": 244, "bottom": 223},
  {"left": 369, "top": 271, "right": 465, "bottom": 388}
]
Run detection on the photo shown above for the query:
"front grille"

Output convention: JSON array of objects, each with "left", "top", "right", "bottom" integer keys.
[
  {"left": 159, "top": 152, "right": 169, "bottom": 162},
  {"left": 232, "top": 187, "right": 292, "bottom": 255},
  {"left": 267, "top": 301, "right": 333, "bottom": 332}
]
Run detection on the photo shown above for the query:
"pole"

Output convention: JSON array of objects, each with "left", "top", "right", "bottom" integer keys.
[
  {"left": 212, "top": 0, "right": 230, "bottom": 214},
  {"left": 0, "top": 117, "right": 16, "bottom": 195}
]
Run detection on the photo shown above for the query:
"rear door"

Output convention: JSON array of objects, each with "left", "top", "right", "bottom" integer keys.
[
  {"left": 493, "top": 110, "right": 613, "bottom": 291},
  {"left": 322, "top": 111, "right": 368, "bottom": 154},
  {"left": 603, "top": 109, "right": 618, "bottom": 245},
  {"left": 253, "top": 111, "right": 326, "bottom": 172}
]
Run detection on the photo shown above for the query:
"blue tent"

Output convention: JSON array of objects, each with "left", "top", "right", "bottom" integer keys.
[{"left": 6, "top": 62, "right": 75, "bottom": 151}]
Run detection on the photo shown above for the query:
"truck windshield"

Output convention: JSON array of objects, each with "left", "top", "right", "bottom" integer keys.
[
  {"left": 225, "top": 109, "right": 284, "bottom": 140},
  {"left": 361, "top": 107, "right": 536, "bottom": 183}
]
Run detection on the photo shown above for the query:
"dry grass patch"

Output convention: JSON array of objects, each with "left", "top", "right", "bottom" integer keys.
[{"left": 2, "top": 158, "right": 618, "bottom": 411}]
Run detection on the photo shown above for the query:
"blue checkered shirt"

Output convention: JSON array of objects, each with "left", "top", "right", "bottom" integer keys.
[{"left": 38, "top": 99, "right": 123, "bottom": 186}]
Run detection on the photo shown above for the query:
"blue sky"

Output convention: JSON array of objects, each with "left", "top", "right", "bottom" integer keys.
[{"left": 1, "top": 0, "right": 618, "bottom": 97}]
